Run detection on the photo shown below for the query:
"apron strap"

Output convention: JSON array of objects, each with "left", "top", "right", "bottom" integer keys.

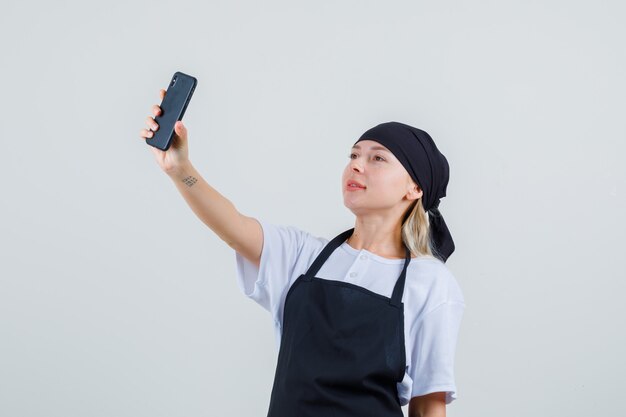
[
  {"left": 304, "top": 227, "right": 412, "bottom": 307},
  {"left": 390, "top": 244, "right": 411, "bottom": 307},
  {"left": 304, "top": 228, "right": 355, "bottom": 278}
]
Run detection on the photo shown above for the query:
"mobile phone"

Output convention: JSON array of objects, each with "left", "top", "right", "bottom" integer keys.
[{"left": 146, "top": 71, "right": 197, "bottom": 151}]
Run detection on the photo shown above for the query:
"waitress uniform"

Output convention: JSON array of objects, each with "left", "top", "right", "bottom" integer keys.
[
  {"left": 234, "top": 219, "right": 465, "bottom": 414},
  {"left": 266, "top": 227, "right": 409, "bottom": 417}
]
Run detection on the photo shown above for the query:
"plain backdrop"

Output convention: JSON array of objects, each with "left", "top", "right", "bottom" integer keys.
[{"left": 1, "top": 1, "right": 624, "bottom": 416}]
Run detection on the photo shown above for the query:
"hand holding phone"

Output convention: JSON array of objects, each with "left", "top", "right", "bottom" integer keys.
[{"left": 146, "top": 71, "right": 197, "bottom": 152}]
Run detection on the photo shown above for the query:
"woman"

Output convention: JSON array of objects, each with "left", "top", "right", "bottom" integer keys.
[{"left": 140, "top": 88, "right": 465, "bottom": 417}]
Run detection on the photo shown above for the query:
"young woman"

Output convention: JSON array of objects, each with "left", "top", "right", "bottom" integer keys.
[{"left": 140, "top": 88, "right": 465, "bottom": 417}]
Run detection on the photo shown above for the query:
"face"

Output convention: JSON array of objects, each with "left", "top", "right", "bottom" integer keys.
[{"left": 342, "top": 140, "right": 423, "bottom": 218}]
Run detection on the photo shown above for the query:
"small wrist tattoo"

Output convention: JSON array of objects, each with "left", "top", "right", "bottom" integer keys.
[{"left": 182, "top": 175, "right": 198, "bottom": 187}]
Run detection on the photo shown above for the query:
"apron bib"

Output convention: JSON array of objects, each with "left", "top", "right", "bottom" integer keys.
[{"left": 266, "top": 228, "right": 411, "bottom": 417}]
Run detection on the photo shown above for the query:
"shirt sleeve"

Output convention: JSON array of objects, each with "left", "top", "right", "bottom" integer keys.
[
  {"left": 234, "top": 217, "right": 324, "bottom": 329},
  {"left": 409, "top": 299, "right": 465, "bottom": 405}
]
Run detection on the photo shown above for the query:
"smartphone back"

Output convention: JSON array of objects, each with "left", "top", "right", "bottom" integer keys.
[{"left": 147, "top": 71, "right": 197, "bottom": 151}]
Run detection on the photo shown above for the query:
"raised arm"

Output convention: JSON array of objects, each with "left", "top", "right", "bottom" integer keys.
[
  {"left": 167, "top": 162, "right": 263, "bottom": 268},
  {"left": 140, "top": 88, "right": 263, "bottom": 268}
]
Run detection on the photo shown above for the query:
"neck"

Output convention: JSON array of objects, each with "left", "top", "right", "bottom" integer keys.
[{"left": 346, "top": 216, "right": 409, "bottom": 259}]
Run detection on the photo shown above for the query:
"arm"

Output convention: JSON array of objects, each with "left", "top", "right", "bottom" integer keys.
[
  {"left": 408, "top": 392, "right": 446, "bottom": 417},
  {"left": 167, "top": 161, "right": 263, "bottom": 268}
]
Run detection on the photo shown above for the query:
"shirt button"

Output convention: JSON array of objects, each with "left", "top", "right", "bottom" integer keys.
[
  {"left": 360, "top": 254, "right": 367, "bottom": 260},
  {"left": 349, "top": 272, "right": 357, "bottom": 277}
]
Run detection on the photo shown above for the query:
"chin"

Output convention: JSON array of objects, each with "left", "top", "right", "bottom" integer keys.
[
  {"left": 342, "top": 199, "right": 356, "bottom": 211},
  {"left": 342, "top": 200, "right": 366, "bottom": 215}
]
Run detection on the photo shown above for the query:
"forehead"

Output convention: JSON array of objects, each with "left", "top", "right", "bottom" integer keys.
[{"left": 351, "top": 140, "right": 391, "bottom": 153}]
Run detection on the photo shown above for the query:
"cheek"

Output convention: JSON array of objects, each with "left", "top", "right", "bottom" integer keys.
[
  {"left": 375, "top": 174, "right": 409, "bottom": 197},
  {"left": 371, "top": 171, "right": 403, "bottom": 188}
]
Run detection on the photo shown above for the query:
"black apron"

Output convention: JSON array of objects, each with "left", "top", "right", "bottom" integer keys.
[{"left": 266, "top": 227, "right": 411, "bottom": 417}]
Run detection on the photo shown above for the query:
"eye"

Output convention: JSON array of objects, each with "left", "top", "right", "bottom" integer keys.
[{"left": 349, "top": 153, "right": 386, "bottom": 162}]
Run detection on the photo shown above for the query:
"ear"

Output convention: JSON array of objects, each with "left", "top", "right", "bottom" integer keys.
[{"left": 406, "top": 182, "right": 423, "bottom": 202}]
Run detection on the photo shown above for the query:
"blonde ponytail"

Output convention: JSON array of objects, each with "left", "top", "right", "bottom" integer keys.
[{"left": 401, "top": 198, "right": 439, "bottom": 260}]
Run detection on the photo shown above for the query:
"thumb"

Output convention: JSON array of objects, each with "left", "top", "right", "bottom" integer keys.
[{"left": 174, "top": 121, "right": 187, "bottom": 139}]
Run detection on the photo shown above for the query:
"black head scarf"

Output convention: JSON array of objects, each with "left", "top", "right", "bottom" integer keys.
[{"left": 353, "top": 121, "right": 455, "bottom": 263}]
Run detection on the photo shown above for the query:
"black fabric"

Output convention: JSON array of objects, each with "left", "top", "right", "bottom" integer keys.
[
  {"left": 354, "top": 121, "right": 455, "bottom": 263},
  {"left": 266, "top": 228, "right": 410, "bottom": 417}
]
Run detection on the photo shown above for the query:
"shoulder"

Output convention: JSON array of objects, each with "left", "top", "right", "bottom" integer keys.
[
  {"left": 404, "top": 257, "right": 465, "bottom": 311},
  {"left": 256, "top": 219, "right": 329, "bottom": 263}
]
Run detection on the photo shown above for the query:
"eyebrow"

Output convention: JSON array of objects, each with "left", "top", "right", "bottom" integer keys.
[{"left": 351, "top": 144, "right": 391, "bottom": 153}]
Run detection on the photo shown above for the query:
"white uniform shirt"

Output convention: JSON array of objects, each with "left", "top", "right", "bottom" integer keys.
[{"left": 234, "top": 218, "right": 465, "bottom": 405}]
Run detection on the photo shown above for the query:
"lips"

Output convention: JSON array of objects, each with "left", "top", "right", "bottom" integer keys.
[{"left": 346, "top": 180, "right": 366, "bottom": 189}]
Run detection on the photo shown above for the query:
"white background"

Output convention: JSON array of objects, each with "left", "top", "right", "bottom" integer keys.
[{"left": 1, "top": 1, "right": 624, "bottom": 416}]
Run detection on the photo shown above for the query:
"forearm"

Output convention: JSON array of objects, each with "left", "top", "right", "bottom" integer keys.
[{"left": 166, "top": 161, "right": 243, "bottom": 247}]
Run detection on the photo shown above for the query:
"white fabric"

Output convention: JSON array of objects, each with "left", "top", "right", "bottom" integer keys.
[{"left": 234, "top": 218, "right": 465, "bottom": 406}]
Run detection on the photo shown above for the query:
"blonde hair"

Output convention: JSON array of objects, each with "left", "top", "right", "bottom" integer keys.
[{"left": 401, "top": 198, "right": 440, "bottom": 260}]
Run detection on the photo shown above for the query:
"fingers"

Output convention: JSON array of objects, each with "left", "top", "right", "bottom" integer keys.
[
  {"left": 139, "top": 88, "right": 166, "bottom": 140},
  {"left": 145, "top": 116, "right": 158, "bottom": 131},
  {"left": 140, "top": 128, "right": 154, "bottom": 139},
  {"left": 152, "top": 88, "right": 165, "bottom": 116}
]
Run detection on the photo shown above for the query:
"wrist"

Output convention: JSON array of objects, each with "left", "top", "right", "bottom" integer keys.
[{"left": 166, "top": 160, "right": 194, "bottom": 179}]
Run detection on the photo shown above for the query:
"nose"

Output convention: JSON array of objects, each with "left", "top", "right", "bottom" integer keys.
[{"left": 349, "top": 157, "right": 363, "bottom": 172}]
